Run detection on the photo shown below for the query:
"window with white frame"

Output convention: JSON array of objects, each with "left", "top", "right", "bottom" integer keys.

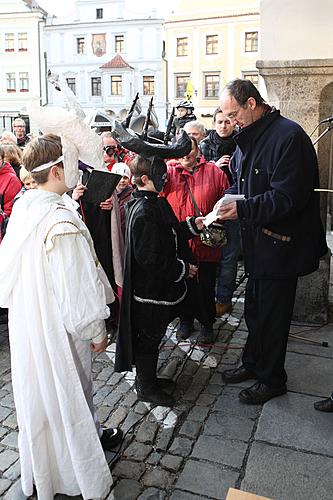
[
  {"left": 204, "top": 73, "right": 220, "bottom": 98},
  {"left": 245, "top": 31, "right": 258, "bottom": 52},
  {"left": 115, "top": 35, "right": 124, "bottom": 53},
  {"left": 143, "top": 76, "right": 155, "bottom": 96},
  {"left": 66, "top": 78, "right": 76, "bottom": 94},
  {"left": 19, "top": 72, "right": 29, "bottom": 92},
  {"left": 175, "top": 74, "right": 190, "bottom": 98},
  {"left": 111, "top": 75, "right": 122, "bottom": 95},
  {"left": 18, "top": 32, "right": 28, "bottom": 51},
  {"left": 6, "top": 73, "right": 16, "bottom": 92},
  {"left": 176, "top": 37, "right": 188, "bottom": 57},
  {"left": 76, "top": 37, "right": 85, "bottom": 55},
  {"left": 206, "top": 35, "right": 218, "bottom": 55},
  {"left": 91, "top": 77, "right": 101, "bottom": 96},
  {"left": 5, "top": 33, "right": 15, "bottom": 52},
  {"left": 242, "top": 71, "right": 259, "bottom": 86}
]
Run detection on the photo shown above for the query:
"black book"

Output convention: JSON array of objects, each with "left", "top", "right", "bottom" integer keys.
[{"left": 81, "top": 169, "right": 121, "bottom": 204}]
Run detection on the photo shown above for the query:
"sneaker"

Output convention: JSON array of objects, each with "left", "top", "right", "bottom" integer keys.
[
  {"left": 216, "top": 302, "right": 232, "bottom": 317},
  {"left": 197, "top": 325, "right": 215, "bottom": 345},
  {"left": 100, "top": 428, "right": 123, "bottom": 451},
  {"left": 176, "top": 320, "right": 194, "bottom": 341}
]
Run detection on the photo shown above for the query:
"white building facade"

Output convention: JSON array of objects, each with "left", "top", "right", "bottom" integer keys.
[
  {"left": 45, "top": 0, "right": 166, "bottom": 130},
  {"left": 0, "top": 0, "right": 47, "bottom": 133}
]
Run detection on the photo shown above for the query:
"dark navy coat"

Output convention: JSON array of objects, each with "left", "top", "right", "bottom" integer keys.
[{"left": 228, "top": 110, "right": 327, "bottom": 279}]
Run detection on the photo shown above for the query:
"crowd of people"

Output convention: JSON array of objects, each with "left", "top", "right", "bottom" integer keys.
[{"left": 0, "top": 78, "right": 330, "bottom": 499}]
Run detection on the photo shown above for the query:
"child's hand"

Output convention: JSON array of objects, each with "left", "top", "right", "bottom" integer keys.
[
  {"left": 100, "top": 197, "right": 113, "bottom": 211},
  {"left": 187, "top": 264, "right": 198, "bottom": 278},
  {"left": 72, "top": 183, "right": 86, "bottom": 201},
  {"left": 194, "top": 217, "right": 205, "bottom": 231},
  {"left": 91, "top": 336, "right": 108, "bottom": 353}
]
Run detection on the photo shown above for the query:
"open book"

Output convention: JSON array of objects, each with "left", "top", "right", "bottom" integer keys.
[{"left": 203, "top": 194, "right": 245, "bottom": 227}]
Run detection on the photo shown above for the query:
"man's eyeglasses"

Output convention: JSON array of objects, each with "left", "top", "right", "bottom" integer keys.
[{"left": 103, "top": 145, "right": 116, "bottom": 155}]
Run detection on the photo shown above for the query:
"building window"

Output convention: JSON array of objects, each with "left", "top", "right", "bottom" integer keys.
[
  {"left": 206, "top": 35, "right": 218, "bottom": 55},
  {"left": 143, "top": 76, "right": 155, "bottom": 96},
  {"left": 115, "top": 35, "right": 124, "bottom": 53},
  {"left": 5, "top": 33, "right": 15, "bottom": 52},
  {"left": 175, "top": 74, "right": 190, "bottom": 98},
  {"left": 111, "top": 75, "right": 122, "bottom": 95},
  {"left": 6, "top": 73, "right": 16, "bottom": 92},
  {"left": 176, "top": 37, "right": 188, "bottom": 57},
  {"left": 19, "top": 72, "right": 29, "bottom": 92},
  {"left": 243, "top": 71, "right": 259, "bottom": 86},
  {"left": 245, "top": 31, "right": 258, "bottom": 52},
  {"left": 76, "top": 37, "right": 85, "bottom": 55},
  {"left": 66, "top": 77, "right": 76, "bottom": 94},
  {"left": 96, "top": 8, "right": 103, "bottom": 19},
  {"left": 18, "top": 32, "right": 28, "bottom": 51},
  {"left": 91, "top": 77, "right": 101, "bottom": 96},
  {"left": 204, "top": 74, "right": 220, "bottom": 98}
]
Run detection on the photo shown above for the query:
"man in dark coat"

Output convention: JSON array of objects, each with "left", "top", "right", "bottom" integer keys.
[{"left": 217, "top": 78, "right": 328, "bottom": 405}]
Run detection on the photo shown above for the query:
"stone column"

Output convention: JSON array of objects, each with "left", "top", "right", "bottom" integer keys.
[{"left": 257, "top": 58, "right": 333, "bottom": 323}]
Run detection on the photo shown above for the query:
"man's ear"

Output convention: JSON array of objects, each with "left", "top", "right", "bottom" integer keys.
[
  {"left": 140, "top": 174, "right": 149, "bottom": 185},
  {"left": 248, "top": 97, "right": 257, "bottom": 110}
]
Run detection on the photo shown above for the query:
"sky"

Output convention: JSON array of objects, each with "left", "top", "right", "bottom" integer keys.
[{"left": 38, "top": 0, "right": 174, "bottom": 17}]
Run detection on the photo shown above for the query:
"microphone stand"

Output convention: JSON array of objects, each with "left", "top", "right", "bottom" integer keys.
[{"left": 312, "top": 121, "right": 333, "bottom": 146}]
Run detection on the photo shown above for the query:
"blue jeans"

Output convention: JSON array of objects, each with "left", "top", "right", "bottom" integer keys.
[{"left": 216, "top": 219, "right": 241, "bottom": 303}]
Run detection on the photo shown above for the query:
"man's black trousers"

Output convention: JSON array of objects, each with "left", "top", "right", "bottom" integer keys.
[{"left": 242, "top": 276, "right": 298, "bottom": 388}]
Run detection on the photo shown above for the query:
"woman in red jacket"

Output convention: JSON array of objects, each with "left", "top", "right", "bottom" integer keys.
[
  {"left": 163, "top": 137, "right": 229, "bottom": 343},
  {"left": 0, "top": 146, "right": 21, "bottom": 243}
]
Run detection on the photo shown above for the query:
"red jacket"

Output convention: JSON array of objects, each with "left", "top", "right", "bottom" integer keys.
[
  {"left": 163, "top": 157, "right": 229, "bottom": 262},
  {"left": 0, "top": 162, "right": 22, "bottom": 217}
]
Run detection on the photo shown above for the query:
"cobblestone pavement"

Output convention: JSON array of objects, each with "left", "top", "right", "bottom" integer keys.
[{"left": 1, "top": 263, "right": 333, "bottom": 499}]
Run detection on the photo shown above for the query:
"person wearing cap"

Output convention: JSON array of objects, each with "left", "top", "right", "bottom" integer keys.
[
  {"left": 113, "top": 163, "right": 133, "bottom": 237},
  {"left": 0, "top": 133, "right": 121, "bottom": 498},
  {"left": 171, "top": 100, "right": 197, "bottom": 137}
]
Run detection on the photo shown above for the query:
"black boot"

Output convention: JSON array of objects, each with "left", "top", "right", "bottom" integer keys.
[{"left": 135, "top": 353, "right": 175, "bottom": 407}]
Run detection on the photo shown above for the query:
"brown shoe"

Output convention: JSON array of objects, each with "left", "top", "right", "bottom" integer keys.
[{"left": 216, "top": 302, "right": 232, "bottom": 316}]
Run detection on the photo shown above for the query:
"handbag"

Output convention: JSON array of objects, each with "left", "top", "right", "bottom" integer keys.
[{"left": 184, "top": 177, "right": 227, "bottom": 248}]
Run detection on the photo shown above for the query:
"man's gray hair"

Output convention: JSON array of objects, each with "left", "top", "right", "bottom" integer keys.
[{"left": 183, "top": 120, "right": 206, "bottom": 135}]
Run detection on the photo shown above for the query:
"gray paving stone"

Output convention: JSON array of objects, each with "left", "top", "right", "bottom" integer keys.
[
  {"left": 242, "top": 441, "right": 333, "bottom": 500},
  {"left": 187, "top": 405, "right": 210, "bottom": 422},
  {"left": 204, "top": 412, "right": 255, "bottom": 441},
  {"left": 121, "top": 411, "right": 144, "bottom": 433},
  {"left": 1, "top": 431, "right": 18, "bottom": 449},
  {"left": 178, "top": 420, "right": 202, "bottom": 440},
  {"left": 191, "top": 435, "right": 247, "bottom": 469},
  {"left": 0, "top": 449, "right": 19, "bottom": 472},
  {"left": 0, "top": 427, "right": 7, "bottom": 438},
  {"left": 146, "top": 452, "right": 161, "bottom": 465},
  {"left": 136, "top": 421, "right": 158, "bottom": 444},
  {"left": 112, "top": 479, "right": 141, "bottom": 500},
  {"left": 3, "top": 459, "right": 20, "bottom": 481},
  {"left": 213, "top": 387, "right": 261, "bottom": 419},
  {"left": 155, "top": 428, "right": 174, "bottom": 452},
  {"left": 113, "top": 460, "right": 146, "bottom": 480},
  {"left": 169, "top": 490, "right": 206, "bottom": 500},
  {"left": 169, "top": 437, "right": 193, "bottom": 457},
  {"left": 204, "top": 383, "right": 223, "bottom": 395},
  {"left": 96, "top": 405, "right": 112, "bottom": 424},
  {"left": 0, "top": 406, "right": 11, "bottom": 422},
  {"left": 134, "top": 401, "right": 152, "bottom": 415},
  {"left": 256, "top": 391, "right": 333, "bottom": 456},
  {"left": 108, "top": 372, "right": 125, "bottom": 385},
  {"left": 196, "top": 392, "right": 216, "bottom": 406},
  {"left": 0, "top": 478, "right": 11, "bottom": 496},
  {"left": 175, "top": 459, "right": 238, "bottom": 499},
  {"left": 93, "top": 385, "right": 112, "bottom": 405},
  {"left": 285, "top": 351, "right": 333, "bottom": 396},
  {"left": 3, "top": 479, "right": 26, "bottom": 500},
  {"left": 123, "top": 442, "right": 152, "bottom": 461},
  {"left": 96, "top": 367, "right": 114, "bottom": 381},
  {"left": 142, "top": 467, "right": 175, "bottom": 489},
  {"left": 160, "top": 454, "right": 183, "bottom": 472},
  {"left": 105, "top": 406, "right": 128, "bottom": 428},
  {"left": 137, "top": 488, "right": 166, "bottom": 500}
]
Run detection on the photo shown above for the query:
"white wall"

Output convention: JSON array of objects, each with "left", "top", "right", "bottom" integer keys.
[{"left": 260, "top": 0, "right": 333, "bottom": 60}]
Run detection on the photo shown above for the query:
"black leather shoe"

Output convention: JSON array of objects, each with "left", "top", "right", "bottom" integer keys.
[
  {"left": 222, "top": 366, "right": 256, "bottom": 384},
  {"left": 100, "top": 428, "right": 123, "bottom": 451},
  {"left": 314, "top": 397, "right": 333, "bottom": 412},
  {"left": 239, "top": 382, "right": 287, "bottom": 405}
]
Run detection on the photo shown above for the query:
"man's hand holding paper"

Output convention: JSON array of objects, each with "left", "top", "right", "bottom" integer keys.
[{"left": 203, "top": 194, "right": 245, "bottom": 226}]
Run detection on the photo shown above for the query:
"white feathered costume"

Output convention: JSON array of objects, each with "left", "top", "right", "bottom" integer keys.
[{"left": 0, "top": 101, "right": 116, "bottom": 498}]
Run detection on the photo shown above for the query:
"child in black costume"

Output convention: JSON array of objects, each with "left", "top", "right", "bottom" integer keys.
[{"left": 115, "top": 152, "right": 203, "bottom": 407}]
